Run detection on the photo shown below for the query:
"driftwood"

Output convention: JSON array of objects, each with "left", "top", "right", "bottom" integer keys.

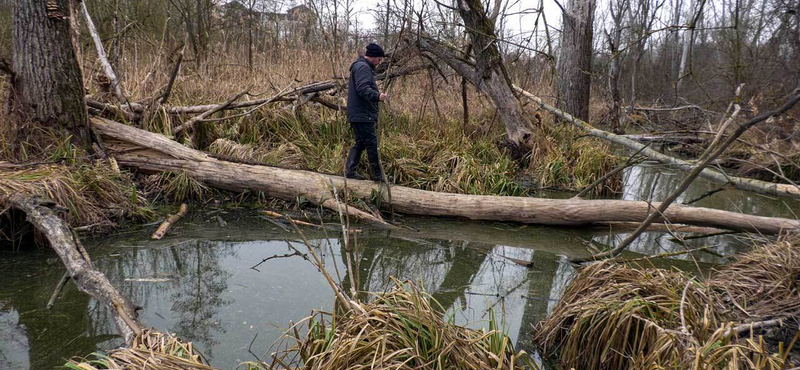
[
  {"left": 9, "top": 194, "right": 143, "bottom": 344},
  {"left": 515, "top": 86, "right": 800, "bottom": 200},
  {"left": 151, "top": 203, "right": 188, "bottom": 240},
  {"left": 46, "top": 271, "right": 71, "bottom": 310},
  {"left": 91, "top": 117, "right": 800, "bottom": 234}
]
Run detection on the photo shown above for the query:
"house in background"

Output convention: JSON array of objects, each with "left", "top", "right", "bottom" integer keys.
[{"left": 218, "top": 1, "right": 318, "bottom": 52}]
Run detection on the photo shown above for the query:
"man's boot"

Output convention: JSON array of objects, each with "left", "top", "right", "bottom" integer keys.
[
  {"left": 345, "top": 147, "right": 366, "bottom": 180},
  {"left": 370, "top": 161, "right": 393, "bottom": 183}
]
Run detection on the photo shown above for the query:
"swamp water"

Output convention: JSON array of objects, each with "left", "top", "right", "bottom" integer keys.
[{"left": 1, "top": 162, "right": 799, "bottom": 370}]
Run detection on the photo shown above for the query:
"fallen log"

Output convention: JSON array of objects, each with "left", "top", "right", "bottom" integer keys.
[
  {"left": 514, "top": 86, "right": 800, "bottom": 200},
  {"left": 151, "top": 203, "right": 188, "bottom": 240},
  {"left": 172, "top": 89, "right": 248, "bottom": 134},
  {"left": 622, "top": 133, "right": 705, "bottom": 144},
  {"left": 8, "top": 194, "right": 143, "bottom": 344},
  {"left": 92, "top": 117, "right": 800, "bottom": 235}
]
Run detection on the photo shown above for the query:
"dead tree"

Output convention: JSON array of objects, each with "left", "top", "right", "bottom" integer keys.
[
  {"left": 555, "top": 0, "right": 597, "bottom": 121},
  {"left": 416, "top": 0, "right": 535, "bottom": 154},
  {"left": 606, "top": 0, "right": 629, "bottom": 134},
  {"left": 676, "top": 0, "right": 706, "bottom": 94},
  {"left": 11, "top": 0, "right": 92, "bottom": 151}
]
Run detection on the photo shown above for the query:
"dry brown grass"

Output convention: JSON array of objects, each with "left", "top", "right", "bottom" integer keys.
[
  {"left": 64, "top": 329, "right": 215, "bottom": 370},
  {"left": 0, "top": 163, "right": 153, "bottom": 231},
  {"left": 259, "top": 279, "right": 539, "bottom": 370},
  {"left": 534, "top": 237, "right": 800, "bottom": 370}
]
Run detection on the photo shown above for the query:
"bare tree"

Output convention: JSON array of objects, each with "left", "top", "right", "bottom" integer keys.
[
  {"left": 418, "top": 0, "right": 535, "bottom": 153},
  {"left": 606, "top": 0, "right": 629, "bottom": 133},
  {"left": 555, "top": 0, "right": 597, "bottom": 121},
  {"left": 676, "top": 0, "right": 707, "bottom": 93}
]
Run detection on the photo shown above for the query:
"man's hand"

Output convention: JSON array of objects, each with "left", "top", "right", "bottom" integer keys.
[{"left": 379, "top": 92, "right": 388, "bottom": 101}]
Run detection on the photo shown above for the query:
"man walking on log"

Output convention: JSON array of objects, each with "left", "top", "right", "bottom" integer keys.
[{"left": 345, "top": 43, "right": 389, "bottom": 181}]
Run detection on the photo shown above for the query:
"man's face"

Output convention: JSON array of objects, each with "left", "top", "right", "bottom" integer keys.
[{"left": 365, "top": 56, "right": 383, "bottom": 66}]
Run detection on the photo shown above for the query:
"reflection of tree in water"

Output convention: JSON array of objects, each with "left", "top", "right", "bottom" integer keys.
[
  {"left": 344, "top": 238, "right": 489, "bottom": 309},
  {"left": 90, "top": 239, "right": 235, "bottom": 359},
  {"left": 342, "top": 237, "right": 452, "bottom": 298},
  {"left": 431, "top": 241, "right": 489, "bottom": 313},
  {"left": 516, "top": 254, "right": 569, "bottom": 353},
  {"left": 168, "top": 241, "right": 232, "bottom": 358}
]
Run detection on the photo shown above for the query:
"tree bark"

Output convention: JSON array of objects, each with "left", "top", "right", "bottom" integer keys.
[
  {"left": 556, "top": 0, "right": 597, "bottom": 121},
  {"left": 606, "top": 0, "right": 627, "bottom": 134},
  {"left": 12, "top": 0, "right": 91, "bottom": 150},
  {"left": 91, "top": 117, "right": 800, "bottom": 235}
]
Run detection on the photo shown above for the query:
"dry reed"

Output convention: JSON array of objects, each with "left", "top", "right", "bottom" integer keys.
[
  {"left": 260, "top": 279, "right": 539, "bottom": 370},
  {"left": 534, "top": 237, "right": 800, "bottom": 370},
  {"left": 0, "top": 163, "right": 153, "bottom": 231},
  {"left": 64, "top": 329, "right": 215, "bottom": 370}
]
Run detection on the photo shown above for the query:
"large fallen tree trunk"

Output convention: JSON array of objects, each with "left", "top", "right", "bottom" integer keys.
[
  {"left": 92, "top": 117, "right": 800, "bottom": 235},
  {"left": 514, "top": 86, "right": 800, "bottom": 200},
  {"left": 8, "top": 194, "right": 143, "bottom": 344}
]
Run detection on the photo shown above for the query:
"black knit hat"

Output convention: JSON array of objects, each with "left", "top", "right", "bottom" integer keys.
[{"left": 365, "top": 43, "right": 385, "bottom": 57}]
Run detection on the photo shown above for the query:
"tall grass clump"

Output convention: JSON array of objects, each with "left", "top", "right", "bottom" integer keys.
[
  {"left": 534, "top": 237, "right": 800, "bottom": 370},
  {"left": 155, "top": 171, "right": 211, "bottom": 202},
  {"left": 64, "top": 329, "right": 214, "bottom": 370},
  {"left": 0, "top": 163, "right": 153, "bottom": 231},
  {"left": 526, "top": 123, "right": 620, "bottom": 192},
  {"left": 260, "top": 279, "right": 538, "bottom": 370}
]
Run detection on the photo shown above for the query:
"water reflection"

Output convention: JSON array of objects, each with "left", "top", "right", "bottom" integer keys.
[
  {"left": 0, "top": 308, "right": 30, "bottom": 370},
  {"left": 619, "top": 162, "right": 800, "bottom": 218},
  {"left": 592, "top": 162, "right": 800, "bottom": 263},
  {"left": 0, "top": 219, "right": 584, "bottom": 369}
]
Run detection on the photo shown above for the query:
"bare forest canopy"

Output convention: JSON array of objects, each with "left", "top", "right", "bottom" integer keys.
[{"left": 1, "top": 0, "right": 798, "bottom": 102}]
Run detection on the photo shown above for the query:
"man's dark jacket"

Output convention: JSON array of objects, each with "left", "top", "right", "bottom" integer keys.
[{"left": 347, "top": 56, "right": 380, "bottom": 123}]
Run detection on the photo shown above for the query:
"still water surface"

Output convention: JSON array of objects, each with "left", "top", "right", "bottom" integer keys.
[{"left": 1, "top": 162, "right": 798, "bottom": 369}]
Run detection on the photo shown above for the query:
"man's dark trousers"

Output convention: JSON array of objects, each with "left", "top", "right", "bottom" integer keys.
[{"left": 346, "top": 121, "right": 382, "bottom": 180}]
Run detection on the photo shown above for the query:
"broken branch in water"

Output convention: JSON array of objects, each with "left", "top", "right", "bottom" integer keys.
[
  {"left": 46, "top": 271, "right": 71, "bottom": 310},
  {"left": 250, "top": 250, "right": 306, "bottom": 272},
  {"left": 9, "top": 194, "right": 143, "bottom": 344},
  {"left": 151, "top": 203, "right": 188, "bottom": 240},
  {"left": 285, "top": 218, "right": 363, "bottom": 313}
]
